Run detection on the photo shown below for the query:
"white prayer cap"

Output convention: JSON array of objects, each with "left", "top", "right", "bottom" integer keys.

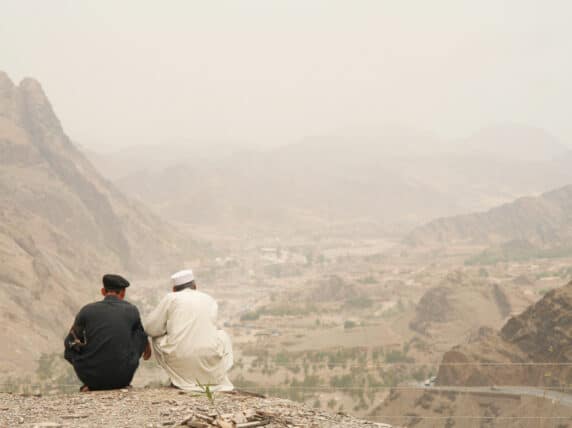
[{"left": 171, "top": 269, "right": 194, "bottom": 287}]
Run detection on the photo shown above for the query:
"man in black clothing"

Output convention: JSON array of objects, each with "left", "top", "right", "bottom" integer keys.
[{"left": 64, "top": 274, "right": 151, "bottom": 391}]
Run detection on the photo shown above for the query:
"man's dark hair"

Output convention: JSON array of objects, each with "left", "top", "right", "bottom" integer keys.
[{"left": 173, "top": 280, "right": 196, "bottom": 292}]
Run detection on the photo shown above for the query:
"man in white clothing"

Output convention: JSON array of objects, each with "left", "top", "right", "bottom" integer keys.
[{"left": 144, "top": 269, "right": 233, "bottom": 391}]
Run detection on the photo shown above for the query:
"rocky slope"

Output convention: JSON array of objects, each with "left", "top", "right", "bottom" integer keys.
[
  {"left": 375, "top": 386, "right": 572, "bottom": 428},
  {"left": 373, "top": 281, "right": 572, "bottom": 427},
  {"left": 0, "top": 388, "right": 391, "bottom": 428},
  {"left": 409, "top": 271, "right": 516, "bottom": 336},
  {"left": 436, "top": 280, "right": 572, "bottom": 388},
  {"left": 0, "top": 71, "right": 191, "bottom": 374},
  {"left": 405, "top": 271, "right": 533, "bottom": 359},
  {"left": 406, "top": 184, "right": 572, "bottom": 246}
]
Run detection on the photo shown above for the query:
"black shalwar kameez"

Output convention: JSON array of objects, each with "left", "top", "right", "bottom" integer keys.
[{"left": 64, "top": 295, "right": 147, "bottom": 390}]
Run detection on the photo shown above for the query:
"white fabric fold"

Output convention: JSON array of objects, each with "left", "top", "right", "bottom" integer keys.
[{"left": 144, "top": 288, "right": 233, "bottom": 391}]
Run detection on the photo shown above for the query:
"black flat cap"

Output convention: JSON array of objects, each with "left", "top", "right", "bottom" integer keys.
[{"left": 102, "top": 274, "right": 130, "bottom": 290}]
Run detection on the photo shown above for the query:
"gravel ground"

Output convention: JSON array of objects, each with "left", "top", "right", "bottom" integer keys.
[{"left": 0, "top": 388, "right": 392, "bottom": 428}]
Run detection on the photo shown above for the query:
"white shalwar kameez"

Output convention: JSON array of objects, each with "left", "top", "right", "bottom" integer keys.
[{"left": 143, "top": 289, "right": 233, "bottom": 391}]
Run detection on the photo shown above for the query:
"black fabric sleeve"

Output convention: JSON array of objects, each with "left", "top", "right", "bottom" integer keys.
[
  {"left": 131, "top": 306, "right": 148, "bottom": 356},
  {"left": 64, "top": 308, "right": 86, "bottom": 363}
]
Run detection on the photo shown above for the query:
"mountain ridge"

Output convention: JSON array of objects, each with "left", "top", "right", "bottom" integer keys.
[
  {"left": 0, "top": 71, "right": 191, "bottom": 374},
  {"left": 406, "top": 184, "right": 572, "bottom": 246},
  {"left": 85, "top": 126, "right": 572, "bottom": 236}
]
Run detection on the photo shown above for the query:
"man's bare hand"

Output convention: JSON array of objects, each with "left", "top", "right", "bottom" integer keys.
[{"left": 143, "top": 341, "right": 152, "bottom": 360}]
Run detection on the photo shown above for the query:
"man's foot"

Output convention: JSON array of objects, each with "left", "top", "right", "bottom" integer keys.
[{"left": 79, "top": 385, "right": 90, "bottom": 392}]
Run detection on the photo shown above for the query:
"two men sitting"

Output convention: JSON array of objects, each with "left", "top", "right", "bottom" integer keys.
[{"left": 64, "top": 269, "right": 233, "bottom": 392}]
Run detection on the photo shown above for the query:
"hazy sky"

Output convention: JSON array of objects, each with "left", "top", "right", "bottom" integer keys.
[{"left": 2, "top": 0, "right": 571, "bottom": 149}]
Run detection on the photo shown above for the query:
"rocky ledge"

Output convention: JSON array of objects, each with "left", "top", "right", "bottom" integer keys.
[{"left": 0, "top": 388, "right": 392, "bottom": 428}]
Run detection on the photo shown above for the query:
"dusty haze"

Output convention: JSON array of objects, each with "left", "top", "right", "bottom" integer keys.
[
  {"left": 3, "top": 3, "right": 572, "bottom": 426},
  {"left": 2, "top": 0, "right": 572, "bottom": 150}
]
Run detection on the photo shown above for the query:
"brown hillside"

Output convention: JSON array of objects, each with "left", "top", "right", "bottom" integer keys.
[
  {"left": 406, "top": 184, "right": 572, "bottom": 246},
  {"left": 0, "top": 71, "right": 191, "bottom": 374},
  {"left": 436, "top": 280, "right": 572, "bottom": 388},
  {"left": 409, "top": 271, "right": 515, "bottom": 341}
]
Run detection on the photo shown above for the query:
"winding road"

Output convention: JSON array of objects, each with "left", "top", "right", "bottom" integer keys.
[{"left": 427, "top": 385, "right": 572, "bottom": 406}]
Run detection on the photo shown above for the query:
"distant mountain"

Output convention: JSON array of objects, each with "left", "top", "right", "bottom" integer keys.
[
  {"left": 81, "top": 139, "right": 249, "bottom": 181},
  {"left": 94, "top": 137, "right": 457, "bottom": 235},
  {"left": 0, "top": 71, "right": 191, "bottom": 374},
  {"left": 459, "top": 124, "right": 569, "bottom": 161},
  {"left": 406, "top": 184, "right": 572, "bottom": 246},
  {"left": 437, "top": 280, "right": 572, "bottom": 388},
  {"left": 86, "top": 128, "right": 572, "bottom": 237}
]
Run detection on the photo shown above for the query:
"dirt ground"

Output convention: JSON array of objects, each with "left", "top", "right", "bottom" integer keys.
[{"left": 0, "top": 387, "right": 391, "bottom": 428}]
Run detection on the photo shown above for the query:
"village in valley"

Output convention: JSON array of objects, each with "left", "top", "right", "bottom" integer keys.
[{"left": 117, "top": 231, "right": 571, "bottom": 421}]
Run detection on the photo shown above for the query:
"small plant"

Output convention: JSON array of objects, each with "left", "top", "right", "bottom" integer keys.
[
  {"left": 195, "top": 379, "right": 221, "bottom": 417},
  {"left": 197, "top": 379, "right": 214, "bottom": 402}
]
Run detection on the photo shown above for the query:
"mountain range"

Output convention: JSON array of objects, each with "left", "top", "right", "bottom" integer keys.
[{"left": 86, "top": 127, "right": 572, "bottom": 237}]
